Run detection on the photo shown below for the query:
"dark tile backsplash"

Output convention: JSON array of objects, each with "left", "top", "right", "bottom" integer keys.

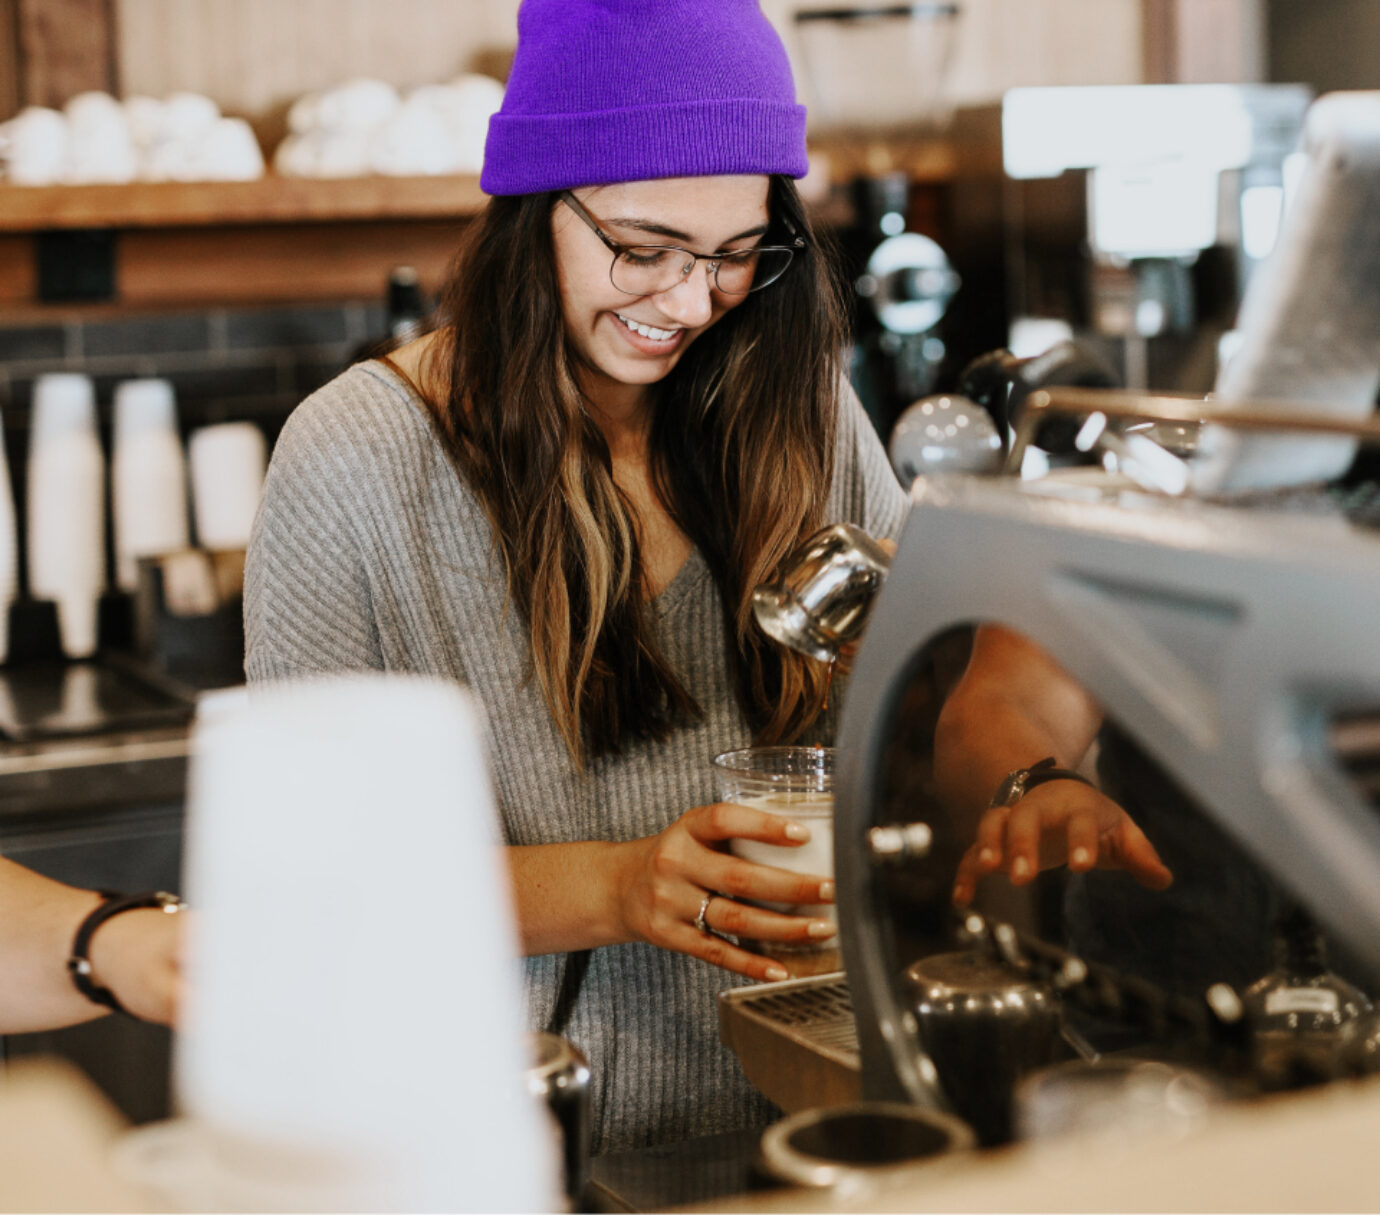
[
  {"left": 0, "top": 300, "right": 380, "bottom": 440},
  {"left": 81, "top": 313, "right": 215, "bottom": 359},
  {"left": 225, "top": 304, "right": 351, "bottom": 351},
  {"left": 0, "top": 325, "right": 66, "bottom": 363}
]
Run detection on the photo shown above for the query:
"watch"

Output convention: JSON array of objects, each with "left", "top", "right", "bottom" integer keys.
[
  {"left": 67, "top": 890, "right": 186, "bottom": 1016},
  {"left": 989, "top": 756, "right": 1094, "bottom": 808}
]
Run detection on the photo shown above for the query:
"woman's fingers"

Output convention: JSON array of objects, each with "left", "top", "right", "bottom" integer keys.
[
  {"left": 1001, "top": 801, "right": 1045, "bottom": 885},
  {"left": 1065, "top": 807, "right": 1102, "bottom": 873},
  {"left": 684, "top": 800, "right": 814, "bottom": 848},
  {"left": 948, "top": 782, "right": 1176, "bottom": 903},
  {"left": 698, "top": 850, "right": 833, "bottom": 907},
  {"left": 1103, "top": 815, "right": 1174, "bottom": 889},
  {"left": 971, "top": 806, "right": 1010, "bottom": 872},
  {"left": 703, "top": 893, "right": 835, "bottom": 945},
  {"left": 674, "top": 920, "right": 792, "bottom": 981},
  {"left": 952, "top": 843, "right": 985, "bottom": 907},
  {"left": 659, "top": 890, "right": 832, "bottom": 982}
]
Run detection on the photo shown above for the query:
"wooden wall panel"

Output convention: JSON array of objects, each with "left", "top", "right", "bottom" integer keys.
[
  {"left": 116, "top": 220, "right": 467, "bottom": 306},
  {"left": 114, "top": 0, "right": 520, "bottom": 143},
  {"left": 10, "top": 0, "right": 117, "bottom": 109},
  {"left": 0, "top": 0, "right": 19, "bottom": 118},
  {"left": 1175, "top": 0, "right": 1266, "bottom": 83},
  {"left": 114, "top": 0, "right": 1147, "bottom": 144},
  {"left": 763, "top": 0, "right": 1146, "bottom": 125},
  {"left": 0, "top": 234, "right": 35, "bottom": 306}
]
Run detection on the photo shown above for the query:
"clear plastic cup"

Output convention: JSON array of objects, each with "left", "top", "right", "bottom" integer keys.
[{"left": 712, "top": 746, "right": 839, "bottom": 974}]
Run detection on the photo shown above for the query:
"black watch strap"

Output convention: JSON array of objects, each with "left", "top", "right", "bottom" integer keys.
[
  {"left": 67, "top": 890, "right": 185, "bottom": 1016},
  {"left": 989, "top": 756, "right": 1094, "bottom": 808}
]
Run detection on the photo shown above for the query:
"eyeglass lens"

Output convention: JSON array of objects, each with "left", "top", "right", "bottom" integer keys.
[{"left": 611, "top": 246, "right": 794, "bottom": 296}]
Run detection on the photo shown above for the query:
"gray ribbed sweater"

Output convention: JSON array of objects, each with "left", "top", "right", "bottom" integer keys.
[{"left": 244, "top": 361, "right": 909, "bottom": 1154}]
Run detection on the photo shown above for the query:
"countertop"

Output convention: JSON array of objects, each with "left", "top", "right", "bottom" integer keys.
[{"left": 0, "top": 724, "right": 191, "bottom": 818}]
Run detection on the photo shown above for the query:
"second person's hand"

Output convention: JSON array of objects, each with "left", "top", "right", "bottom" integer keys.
[
  {"left": 952, "top": 780, "right": 1173, "bottom": 907},
  {"left": 615, "top": 801, "right": 835, "bottom": 982}
]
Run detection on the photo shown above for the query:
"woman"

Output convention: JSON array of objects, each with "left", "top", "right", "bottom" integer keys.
[{"left": 245, "top": 0, "right": 908, "bottom": 1153}]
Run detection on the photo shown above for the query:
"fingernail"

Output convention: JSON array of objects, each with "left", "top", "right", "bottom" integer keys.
[
  {"left": 784, "top": 823, "right": 810, "bottom": 841},
  {"left": 765, "top": 964, "right": 789, "bottom": 981},
  {"left": 1071, "top": 847, "right": 1091, "bottom": 867},
  {"left": 1012, "top": 857, "right": 1030, "bottom": 879},
  {"left": 808, "top": 919, "right": 836, "bottom": 938},
  {"left": 818, "top": 880, "right": 835, "bottom": 901},
  {"left": 979, "top": 848, "right": 996, "bottom": 865}
]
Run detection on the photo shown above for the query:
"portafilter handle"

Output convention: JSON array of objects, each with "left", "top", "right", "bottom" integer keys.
[{"left": 751, "top": 523, "right": 893, "bottom": 663}]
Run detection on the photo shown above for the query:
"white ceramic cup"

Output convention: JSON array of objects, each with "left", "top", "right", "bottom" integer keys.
[
  {"left": 26, "top": 374, "right": 106, "bottom": 659},
  {"left": 187, "top": 422, "right": 267, "bottom": 551},
  {"left": 112, "top": 379, "right": 190, "bottom": 592}
]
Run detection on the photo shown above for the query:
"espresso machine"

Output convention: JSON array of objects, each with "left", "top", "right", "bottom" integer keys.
[
  {"left": 715, "top": 91, "right": 1380, "bottom": 1198},
  {"left": 792, "top": 4, "right": 964, "bottom": 440},
  {"left": 999, "top": 84, "right": 1311, "bottom": 392}
]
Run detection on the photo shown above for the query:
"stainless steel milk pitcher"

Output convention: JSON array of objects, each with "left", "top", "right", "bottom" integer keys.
[{"left": 752, "top": 523, "right": 892, "bottom": 662}]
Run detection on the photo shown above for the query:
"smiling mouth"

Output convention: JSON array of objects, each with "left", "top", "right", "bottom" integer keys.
[{"left": 615, "top": 313, "right": 682, "bottom": 343}]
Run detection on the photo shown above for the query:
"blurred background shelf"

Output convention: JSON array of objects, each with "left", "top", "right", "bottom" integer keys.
[{"left": 0, "top": 173, "right": 489, "bottom": 232}]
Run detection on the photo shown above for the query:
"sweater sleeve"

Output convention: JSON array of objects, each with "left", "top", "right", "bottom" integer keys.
[
  {"left": 243, "top": 385, "right": 385, "bottom": 683},
  {"left": 827, "top": 378, "right": 910, "bottom": 542}
]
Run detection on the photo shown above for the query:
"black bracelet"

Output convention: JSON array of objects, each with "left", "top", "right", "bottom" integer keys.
[
  {"left": 67, "top": 890, "right": 185, "bottom": 1016},
  {"left": 989, "top": 756, "right": 1095, "bottom": 808}
]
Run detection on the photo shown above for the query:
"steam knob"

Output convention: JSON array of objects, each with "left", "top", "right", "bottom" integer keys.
[{"left": 867, "top": 822, "right": 933, "bottom": 865}]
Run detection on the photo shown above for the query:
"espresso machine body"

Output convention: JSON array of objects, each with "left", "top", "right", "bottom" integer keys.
[
  {"left": 835, "top": 473, "right": 1380, "bottom": 1106},
  {"left": 996, "top": 84, "right": 1312, "bottom": 392}
]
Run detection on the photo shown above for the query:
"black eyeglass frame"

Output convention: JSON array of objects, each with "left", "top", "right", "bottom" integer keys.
[{"left": 557, "top": 190, "right": 805, "bottom": 297}]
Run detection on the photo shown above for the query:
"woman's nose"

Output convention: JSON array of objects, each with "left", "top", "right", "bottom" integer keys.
[{"left": 655, "top": 261, "right": 716, "bottom": 327}]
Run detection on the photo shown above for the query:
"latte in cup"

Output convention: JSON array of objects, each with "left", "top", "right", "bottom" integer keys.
[{"left": 729, "top": 792, "right": 835, "bottom": 922}]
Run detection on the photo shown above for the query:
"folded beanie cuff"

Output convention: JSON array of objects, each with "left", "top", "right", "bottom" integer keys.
[{"left": 480, "top": 98, "right": 808, "bottom": 195}]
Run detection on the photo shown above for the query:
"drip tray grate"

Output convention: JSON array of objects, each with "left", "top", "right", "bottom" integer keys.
[{"left": 718, "top": 972, "right": 861, "bottom": 1113}]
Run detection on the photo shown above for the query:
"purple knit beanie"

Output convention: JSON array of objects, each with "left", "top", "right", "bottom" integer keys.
[{"left": 481, "top": 0, "right": 807, "bottom": 195}]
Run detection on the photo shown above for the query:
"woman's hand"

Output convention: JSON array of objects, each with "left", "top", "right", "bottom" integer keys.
[
  {"left": 615, "top": 802, "right": 835, "bottom": 983},
  {"left": 952, "top": 779, "right": 1173, "bottom": 907},
  {"left": 87, "top": 906, "right": 186, "bottom": 1026}
]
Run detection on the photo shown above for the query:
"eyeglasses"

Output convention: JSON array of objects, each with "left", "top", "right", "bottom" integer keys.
[{"left": 558, "top": 190, "right": 803, "bottom": 297}]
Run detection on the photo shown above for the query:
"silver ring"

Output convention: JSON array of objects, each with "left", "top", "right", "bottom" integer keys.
[{"left": 694, "top": 892, "right": 715, "bottom": 935}]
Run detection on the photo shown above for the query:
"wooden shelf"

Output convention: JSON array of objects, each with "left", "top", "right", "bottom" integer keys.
[{"left": 0, "top": 173, "right": 489, "bottom": 232}]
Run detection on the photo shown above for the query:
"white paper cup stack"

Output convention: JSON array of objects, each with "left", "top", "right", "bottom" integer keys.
[
  {"left": 0, "top": 418, "right": 18, "bottom": 662},
  {"left": 188, "top": 422, "right": 267, "bottom": 552},
  {"left": 147, "top": 674, "right": 559, "bottom": 1212},
  {"left": 112, "top": 379, "right": 190, "bottom": 593},
  {"left": 26, "top": 374, "right": 106, "bottom": 659}
]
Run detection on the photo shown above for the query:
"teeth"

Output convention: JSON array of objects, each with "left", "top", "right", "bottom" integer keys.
[{"left": 617, "top": 314, "right": 678, "bottom": 342}]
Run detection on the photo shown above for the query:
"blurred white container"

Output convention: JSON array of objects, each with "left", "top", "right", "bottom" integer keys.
[
  {"left": 369, "top": 97, "right": 457, "bottom": 176},
  {"left": 112, "top": 379, "right": 190, "bottom": 593},
  {"left": 188, "top": 422, "right": 267, "bottom": 551},
  {"left": 128, "top": 675, "right": 560, "bottom": 1212},
  {"left": 5, "top": 106, "right": 68, "bottom": 185},
  {"left": 63, "top": 91, "right": 137, "bottom": 183},
  {"left": 0, "top": 418, "right": 17, "bottom": 662},
  {"left": 160, "top": 91, "right": 221, "bottom": 143},
  {"left": 195, "top": 117, "right": 266, "bottom": 181},
  {"left": 314, "top": 78, "right": 400, "bottom": 131},
  {"left": 26, "top": 374, "right": 106, "bottom": 659}
]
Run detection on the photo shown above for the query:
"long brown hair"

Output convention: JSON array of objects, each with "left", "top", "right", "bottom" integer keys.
[{"left": 424, "top": 176, "right": 849, "bottom": 765}]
